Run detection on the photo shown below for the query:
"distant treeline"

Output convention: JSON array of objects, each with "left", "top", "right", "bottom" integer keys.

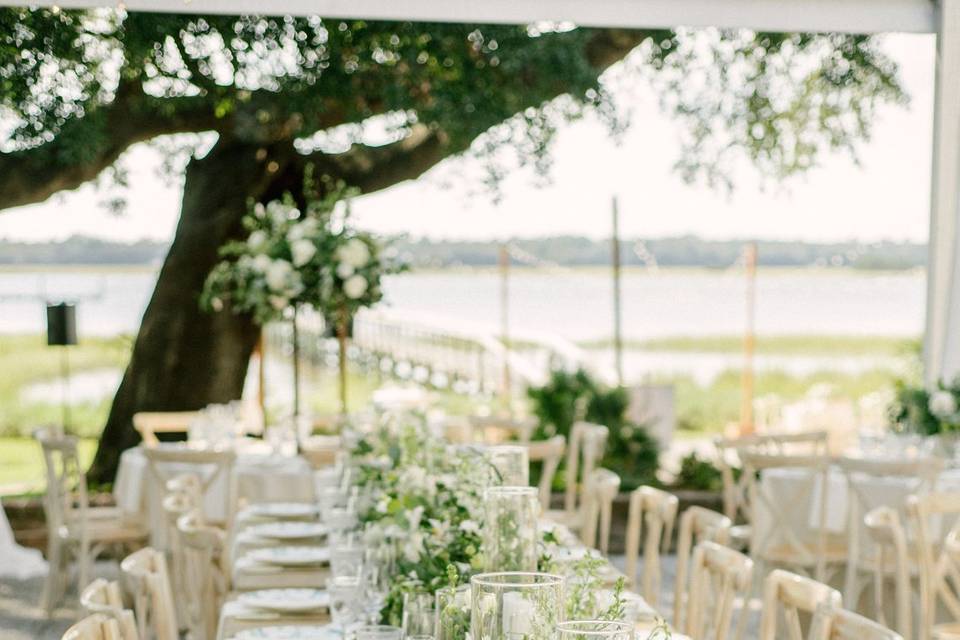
[
  {"left": 0, "top": 234, "right": 927, "bottom": 270},
  {"left": 397, "top": 236, "right": 926, "bottom": 270}
]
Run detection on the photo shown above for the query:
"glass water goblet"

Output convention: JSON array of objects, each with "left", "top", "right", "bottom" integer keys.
[{"left": 328, "top": 575, "right": 362, "bottom": 637}]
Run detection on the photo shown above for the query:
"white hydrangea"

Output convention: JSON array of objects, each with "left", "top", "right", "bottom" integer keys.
[
  {"left": 290, "top": 239, "right": 317, "bottom": 267},
  {"left": 343, "top": 274, "right": 368, "bottom": 299},
  {"left": 930, "top": 390, "right": 958, "bottom": 418},
  {"left": 247, "top": 230, "right": 269, "bottom": 252},
  {"left": 336, "top": 238, "right": 370, "bottom": 268},
  {"left": 265, "top": 259, "right": 293, "bottom": 291},
  {"left": 252, "top": 254, "right": 271, "bottom": 273},
  {"left": 287, "top": 218, "right": 319, "bottom": 242}
]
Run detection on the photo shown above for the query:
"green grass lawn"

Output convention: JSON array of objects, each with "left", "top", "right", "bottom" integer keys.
[
  {"left": 0, "top": 334, "right": 131, "bottom": 439},
  {"left": 0, "top": 437, "right": 97, "bottom": 495}
]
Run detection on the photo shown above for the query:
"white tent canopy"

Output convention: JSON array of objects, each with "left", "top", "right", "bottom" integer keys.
[{"left": 4, "top": 0, "right": 959, "bottom": 385}]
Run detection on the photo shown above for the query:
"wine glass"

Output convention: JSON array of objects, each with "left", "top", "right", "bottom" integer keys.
[
  {"left": 403, "top": 591, "right": 436, "bottom": 638},
  {"left": 362, "top": 561, "right": 390, "bottom": 624}
]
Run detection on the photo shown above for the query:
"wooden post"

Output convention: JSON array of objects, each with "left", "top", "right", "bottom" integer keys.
[
  {"left": 338, "top": 305, "right": 349, "bottom": 415},
  {"left": 499, "top": 243, "right": 512, "bottom": 409},
  {"left": 740, "top": 243, "right": 757, "bottom": 435},
  {"left": 611, "top": 196, "right": 624, "bottom": 386}
]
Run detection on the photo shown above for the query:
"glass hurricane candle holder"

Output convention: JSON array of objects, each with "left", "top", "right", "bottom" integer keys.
[
  {"left": 557, "top": 621, "right": 635, "bottom": 640},
  {"left": 435, "top": 584, "right": 471, "bottom": 640},
  {"left": 483, "top": 486, "right": 540, "bottom": 571},
  {"left": 487, "top": 445, "right": 529, "bottom": 486},
  {"left": 470, "top": 572, "right": 565, "bottom": 640}
]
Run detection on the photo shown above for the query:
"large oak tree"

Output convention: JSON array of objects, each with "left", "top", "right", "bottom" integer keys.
[{"left": 0, "top": 8, "right": 904, "bottom": 481}]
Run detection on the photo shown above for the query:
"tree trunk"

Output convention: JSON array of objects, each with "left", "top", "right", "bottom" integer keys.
[{"left": 88, "top": 137, "right": 297, "bottom": 483}]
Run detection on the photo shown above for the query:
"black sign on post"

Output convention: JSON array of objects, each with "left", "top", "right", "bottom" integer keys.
[
  {"left": 46, "top": 303, "right": 78, "bottom": 346},
  {"left": 46, "top": 302, "right": 78, "bottom": 433}
]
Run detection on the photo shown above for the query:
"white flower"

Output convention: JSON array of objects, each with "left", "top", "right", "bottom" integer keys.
[
  {"left": 269, "top": 295, "right": 287, "bottom": 310},
  {"left": 253, "top": 203, "right": 266, "bottom": 218},
  {"left": 265, "top": 259, "right": 293, "bottom": 292},
  {"left": 252, "top": 254, "right": 271, "bottom": 273},
  {"left": 247, "top": 230, "right": 269, "bottom": 251},
  {"left": 290, "top": 239, "right": 317, "bottom": 267},
  {"left": 287, "top": 218, "right": 318, "bottom": 242},
  {"left": 210, "top": 297, "right": 224, "bottom": 312},
  {"left": 336, "top": 238, "right": 370, "bottom": 268},
  {"left": 343, "top": 274, "right": 368, "bottom": 299},
  {"left": 930, "top": 391, "right": 957, "bottom": 418},
  {"left": 267, "top": 201, "right": 297, "bottom": 226},
  {"left": 336, "top": 262, "right": 355, "bottom": 279},
  {"left": 459, "top": 519, "right": 480, "bottom": 535}
]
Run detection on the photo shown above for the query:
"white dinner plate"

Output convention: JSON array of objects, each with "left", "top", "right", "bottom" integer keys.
[
  {"left": 248, "top": 521, "right": 328, "bottom": 540},
  {"left": 246, "top": 503, "right": 318, "bottom": 520},
  {"left": 234, "top": 624, "right": 337, "bottom": 639},
  {"left": 248, "top": 546, "right": 330, "bottom": 567},
  {"left": 238, "top": 588, "right": 330, "bottom": 614}
]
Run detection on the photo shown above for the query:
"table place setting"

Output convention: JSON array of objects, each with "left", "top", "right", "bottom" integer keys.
[
  {"left": 247, "top": 521, "right": 330, "bottom": 541},
  {"left": 242, "top": 502, "right": 321, "bottom": 521}
]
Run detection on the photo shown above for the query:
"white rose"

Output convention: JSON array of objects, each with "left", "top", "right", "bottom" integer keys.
[
  {"left": 247, "top": 230, "right": 269, "bottom": 251},
  {"left": 459, "top": 519, "right": 480, "bottom": 534},
  {"left": 290, "top": 239, "right": 317, "bottom": 267},
  {"left": 336, "top": 262, "right": 355, "bottom": 279},
  {"left": 252, "top": 254, "right": 271, "bottom": 273},
  {"left": 930, "top": 391, "right": 957, "bottom": 418},
  {"left": 210, "top": 297, "right": 224, "bottom": 312},
  {"left": 343, "top": 274, "right": 368, "bottom": 299},
  {"left": 253, "top": 203, "right": 266, "bottom": 218},
  {"left": 265, "top": 259, "right": 293, "bottom": 292}
]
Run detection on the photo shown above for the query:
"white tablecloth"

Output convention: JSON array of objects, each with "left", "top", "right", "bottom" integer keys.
[
  {"left": 754, "top": 465, "right": 960, "bottom": 549},
  {"left": 0, "top": 504, "right": 46, "bottom": 579},
  {"left": 113, "top": 444, "right": 315, "bottom": 548}
]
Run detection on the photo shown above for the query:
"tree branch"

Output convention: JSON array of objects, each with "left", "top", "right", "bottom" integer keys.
[
  {"left": 301, "top": 125, "right": 455, "bottom": 194},
  {"left": 0, "top": 87, "right": 221, "bottom": 210}
]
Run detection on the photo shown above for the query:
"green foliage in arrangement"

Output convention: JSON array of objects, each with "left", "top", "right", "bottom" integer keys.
[
  {"left": 671, "top": 453, "right": 724, "bottom": 492},
  {"left": 889, "top": 377, "right": 960, "bottom": 436},
  {"left": 527, "top": 368, "right": 660, "bottom": 490}
]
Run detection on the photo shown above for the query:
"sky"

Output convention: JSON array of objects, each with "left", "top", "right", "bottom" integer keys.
[{"left": 0, "top": 33, "right": 936, "bottom": 244}]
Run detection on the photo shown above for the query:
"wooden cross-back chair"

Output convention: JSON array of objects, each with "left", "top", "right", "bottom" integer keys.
[
  {"left": 580, "top": 468, "right": 621, "bottom": 555},
  {"left": 624, "top": 484, "right": 679, "bottom": 607},
  {"left": 544, "top": 422, "right": 609, "bottom": 532},
  {"left": 80, "top": 579, "right": 139, "bottom": 640},
  {"left": 177, "top": 511, "right": 228, "bottom": 640},
  {"left": 715, "top": 431, "right": 829, "bottom": 549},
  {"left": 36, "top": 429, "right": 147, "bottom": 614},
  {"left": 740, "top": 447, "right": 844, "bottom": 582},
  {"left": 160, "top": 478, "right": 196, "bottom": 626},
  {"left": 133, "top": 411, "right": 200, "bottom": 447},
  {"left": 838, "top": 456, "right": 943, "bottom": 623},
  {"left": 759, "top": 569, "right": 842, "bottom": 640},
  {"left": 862, "top": 506, "right": 914, "bottom": 640},
  {"left": 142, "top": 446, "right": 237, "bottom": 529},
  {"left": 674, "top": 506, "right": 733, "bottom": 630},
  {"left": 684, "top": 541, "right": 754, "bottom": 640},
  {"left": 62, "top": 614, "right": 125, "bottom": 640},
  {"left": 811, "top": 607, "right": 904, "bottom": 640},
  {"left": 120, "top": 547, "right": 178, "bottom": 640},
  {"left": 524, "top": 435, "right": 566, "bottom": 510},
  {"left": 907, "top": 492, "right": 960, "bottom": 640}
]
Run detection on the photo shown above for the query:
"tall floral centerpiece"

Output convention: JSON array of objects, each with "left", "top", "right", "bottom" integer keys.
[{"left": 201, "top": 174, "right": 401, "bottom": 419}]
